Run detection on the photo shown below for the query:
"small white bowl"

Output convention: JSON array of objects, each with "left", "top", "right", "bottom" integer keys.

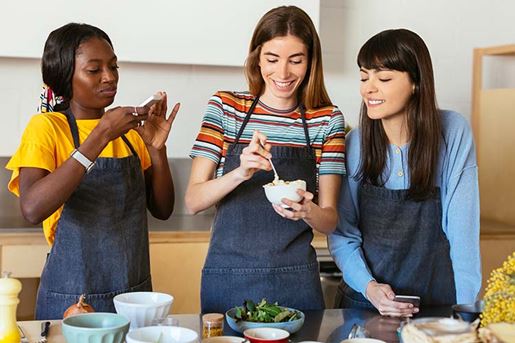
[
  {"left": 263, "top": 180, "right": 306, "bottom": 207},
  {"left": 243, "top": 328, "right": 290, "bottom": 343},
  {"left": 126, "top": 325, "right": 199, "bottom": 343},
  {"left": 113, "top": 291, "right": 173, "bottom": 329}
]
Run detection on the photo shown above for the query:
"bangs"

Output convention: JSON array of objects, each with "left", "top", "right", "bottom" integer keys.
[{"left": 357, "top": 30, "right": 411, "bottom": 72}]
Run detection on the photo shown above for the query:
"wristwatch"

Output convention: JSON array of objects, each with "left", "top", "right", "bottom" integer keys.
[{"left": 70, "top": 149, "right": 96, "bottom": 173}]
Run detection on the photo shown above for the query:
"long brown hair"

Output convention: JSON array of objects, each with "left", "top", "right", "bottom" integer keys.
[
  {"left": 244, "top": 6, "right": 332, "bottom": 110},
  {"left": 357, "top": 29, "right": 441, "bottom": 200}
]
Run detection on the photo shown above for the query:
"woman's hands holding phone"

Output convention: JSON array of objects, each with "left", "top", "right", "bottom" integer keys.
[
  {"left": 135, "top": 91, "right": 180, "bottom": 150},
  {"left": 366, "top": 280, "right": 420, "bottom": 317},
  {"left": 99, "top": 106, "right": 149, "bottom": 142}
]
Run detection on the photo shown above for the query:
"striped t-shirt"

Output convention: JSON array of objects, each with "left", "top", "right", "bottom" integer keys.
[{"left": 190, "top": 91, "right": 346, "bottom": 183}]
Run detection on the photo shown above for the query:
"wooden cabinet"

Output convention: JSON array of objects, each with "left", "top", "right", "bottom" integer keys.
[
  {"left": 0, "top": 231, "right": 212, "bottom": 318},
  {"left": 2, "top": 229, "right": 514, "bottom": 318},
  {"left": 149, "top": 234, "right": 209, "bottom": 314},
  {"left": 471, "top": 45, "right": 515, "bottom": 230}
]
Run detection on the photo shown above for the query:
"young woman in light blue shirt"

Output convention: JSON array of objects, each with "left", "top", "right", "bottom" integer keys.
[{"left": 329, "top": 29, "right": 481, "bottom": 317}]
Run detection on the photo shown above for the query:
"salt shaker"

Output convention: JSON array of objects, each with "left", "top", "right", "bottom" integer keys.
[{"left": 0, "top": 271, "right": 22, "bottom": 343}]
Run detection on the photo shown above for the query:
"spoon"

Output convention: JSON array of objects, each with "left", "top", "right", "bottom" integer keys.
[
  {"left": 348, "top": 323, "right": 369, "bottom": 339},
  {"left": 268, "top": 156, "right": 280, "bottom": 184},
  {"left": 259, "top": 142, "right": 280, "bottom": 183}
]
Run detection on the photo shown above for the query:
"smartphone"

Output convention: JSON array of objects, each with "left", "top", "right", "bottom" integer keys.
[
  {"left": 139, "top": 93, "right": 163, "bottom": 108},
  {"left": 136, "top": 93, "right": 163, "bottom": 126},
  {"left": 394, "top": 295, "right": 420, "bottom": 307}
]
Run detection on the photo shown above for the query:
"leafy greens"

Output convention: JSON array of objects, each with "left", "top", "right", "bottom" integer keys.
[{"left": 233, "top": 299, "right": 301, "bottom": 323}]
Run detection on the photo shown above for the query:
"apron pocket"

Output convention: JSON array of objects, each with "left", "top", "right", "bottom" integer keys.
[
  {"left": 201, "top": 262, "right": 323, "bottom": 312},
  {"left": 38, "top": 276, "right": 152, "bottom": 319},
  {"left": 202, "top": 261, "right": 320, "bottom": 274}
]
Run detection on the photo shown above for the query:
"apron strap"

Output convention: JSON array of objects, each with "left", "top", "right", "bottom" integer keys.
[
  {"left": 63, "top": 108, "right": 138, "bottom": 156},
  {"left": 234, "top": 97, "right": 311, "bottom": 150},
  {"left": 64, "top": 108, "right": 80, "bottom": 148},
  {"left": 299, "top": 104, "right": 312, "bottom": 151},
  {"left": 234, "top": 97, "right": 260, "bottom": 144},
  {"left": 121, "top": 135, "right": 138, "bottom": 157}
]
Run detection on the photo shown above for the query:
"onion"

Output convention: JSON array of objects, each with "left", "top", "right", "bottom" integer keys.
[{"left": 63, "top": 294, "right": 95, "bottom": 318}]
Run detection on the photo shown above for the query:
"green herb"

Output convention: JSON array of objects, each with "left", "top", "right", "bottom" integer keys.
[{"left": 233, "top": 299, "right": 301, "bottom": 323}]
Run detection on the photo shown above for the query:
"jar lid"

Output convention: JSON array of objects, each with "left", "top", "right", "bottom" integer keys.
[{"left": 202, "top": 313, "right": 224, "bottom": 323}]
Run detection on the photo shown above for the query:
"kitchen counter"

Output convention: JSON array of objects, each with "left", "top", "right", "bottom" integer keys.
[
  {"left": 3, "top": 214, "right": 514, "bottom": 314},
  {"left": 0, "top": 213, "right": 214, "bottom": 232},
  {"left": 19, "top": 307, "right": 454, "bottom": 343},
  {"left": 1, "top": 214, "right": 329, "bottom": 314},
  {"left": 0, "top": 213, "right": 331, "bottom": 245}
]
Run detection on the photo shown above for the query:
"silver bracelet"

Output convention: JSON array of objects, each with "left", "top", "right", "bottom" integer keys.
[{"left": 70, "top": 149, "right": 95, "bottom": 173}]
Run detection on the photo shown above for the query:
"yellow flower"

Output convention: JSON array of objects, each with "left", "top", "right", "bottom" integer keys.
[{"left": 481, "top": 251, "right": 515, "bottom": 327}]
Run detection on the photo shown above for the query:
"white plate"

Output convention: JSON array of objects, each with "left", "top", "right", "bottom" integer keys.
[
  {"left": 202, "top": 336, "right": 246, "bottom": 343},
  {"left": 408, "top": 317, "right": 471, "bottom": 335}
]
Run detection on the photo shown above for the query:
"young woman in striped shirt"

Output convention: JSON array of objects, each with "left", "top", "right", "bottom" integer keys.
[{"left": 186, "top": 6, "right": 346, "bottom": 313}]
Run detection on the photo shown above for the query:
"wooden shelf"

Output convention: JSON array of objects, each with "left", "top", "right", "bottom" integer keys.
[{"left": 471, "top": 45, "right": 515, "bottom": 230}]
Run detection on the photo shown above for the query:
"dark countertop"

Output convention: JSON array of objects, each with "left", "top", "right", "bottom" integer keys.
[
  {"left": 19, "top": 307, "right": 455, "bottom": 343},
  {"left": 223, "top": 307, "right": 454, "bottom": 343}
]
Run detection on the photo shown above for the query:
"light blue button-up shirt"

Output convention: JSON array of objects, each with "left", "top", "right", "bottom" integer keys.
[{"left": 329, "top": 110, "right": 481, "bottom": 304}]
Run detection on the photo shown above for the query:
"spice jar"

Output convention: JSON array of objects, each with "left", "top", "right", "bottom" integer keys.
[
  {"left": 202, "top": 313, "right": 224, "bottom": 338},
  {"left": 0, "top": 271, "right": 22, "bottom": 343}
]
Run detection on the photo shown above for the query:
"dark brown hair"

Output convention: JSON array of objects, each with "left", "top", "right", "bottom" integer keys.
[
  {"left": 244, "top": 6, "right": 332, "bottom": 110},
  {"left": 42, "top": 23, "right": 113, "bottom": 111},
  {"left": 357, "top": 29, "right": 441, "bottom": 200}
]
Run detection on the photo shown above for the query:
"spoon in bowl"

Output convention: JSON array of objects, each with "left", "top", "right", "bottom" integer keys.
[
  {"left": 268, "top": 156, "right": 280, "bottom": 184},
  {"left": 259, "top": 142, "right": 280, "bottom": 184}
]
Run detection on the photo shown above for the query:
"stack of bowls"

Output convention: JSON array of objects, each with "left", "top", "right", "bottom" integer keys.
[{"left": 113, "top": 291, "right": 174, "bottom": 329}]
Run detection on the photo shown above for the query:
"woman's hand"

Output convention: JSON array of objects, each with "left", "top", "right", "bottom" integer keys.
[
  {"left": 98, "top": 106, "right": 149, "bottom": 142},
  {"left": 136, "top": 91, "right": 180, "bottom": 150},
  {"left": 272, "top": 189, "right": 315, "bottom": 220},
  {"left": 235, "top": 130, "right": 272, "bottom": 181},
  {"left": 365, "top": 281, "right": 419, "bottom": 317}
]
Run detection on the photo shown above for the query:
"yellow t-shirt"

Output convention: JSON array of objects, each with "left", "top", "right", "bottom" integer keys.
[{"left": 6, "top": 112, "right": 152, "bottom": 245}]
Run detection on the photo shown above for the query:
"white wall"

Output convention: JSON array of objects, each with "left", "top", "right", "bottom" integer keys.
[
  {"left": 321, "top": 0, "right": 515, "bottom": 129},
  {"left": 1, "top": 0, "right": 515, "bottom": 158},
  {"left": 0, "top": 0, "right": 319, "bottom": 67}
]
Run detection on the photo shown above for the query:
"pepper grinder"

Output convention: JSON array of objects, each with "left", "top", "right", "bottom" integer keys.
[{"left": 0, "top": 271, "right": 22, "bottom": 343}]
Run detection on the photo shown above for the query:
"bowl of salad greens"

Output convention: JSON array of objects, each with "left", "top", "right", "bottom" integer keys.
[{"left": 225, "top": 299, "right": 305, "bottom": 334}]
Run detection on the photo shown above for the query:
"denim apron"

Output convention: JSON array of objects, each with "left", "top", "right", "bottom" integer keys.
[
  {"left": 201, "top": 98, "right": 324, "bottom": 313},
  {"left": 336, "top": 183, "right": 456, "bottom": 310},
  {"left": 35, "top": 109, "right": 152, "bottom": 320}
]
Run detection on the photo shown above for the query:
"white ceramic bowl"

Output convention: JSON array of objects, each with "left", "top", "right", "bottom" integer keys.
[
  {"left": 126, "top": 325, "right": 199, "bottom": 343},
  {"left": 113, "top": 291, "right": 173, "bottom": 329},
  {"left": 243, "top": 328, "right": 290, "bottom": 343},
  {"left": 263, "top": 180, "right": 306, "bottom": 207}
]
